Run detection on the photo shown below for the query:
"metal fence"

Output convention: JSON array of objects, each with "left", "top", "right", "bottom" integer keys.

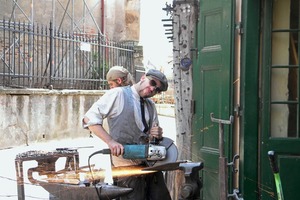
[{"left": 0, "top": 20, "right": 135, "bottom": 90}]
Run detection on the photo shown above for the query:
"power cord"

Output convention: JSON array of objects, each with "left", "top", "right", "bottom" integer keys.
[{"left": 88, "top": 152, "right": 102, "bottom": 200}]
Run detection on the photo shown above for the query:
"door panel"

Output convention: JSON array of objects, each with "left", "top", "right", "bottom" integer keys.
[
  {"left": 192, "top": 0, "right": 233, "bottom": 199},
  {"left": 260, "top": 0, "right": 300, "bottom": 199}
]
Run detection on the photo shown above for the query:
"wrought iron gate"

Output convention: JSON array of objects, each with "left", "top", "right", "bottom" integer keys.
[{"left": 0, "top": 20, "right": 135, "bottom": 90}]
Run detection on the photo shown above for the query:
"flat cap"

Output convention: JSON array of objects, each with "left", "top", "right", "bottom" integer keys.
[{"left": 146, "top": 69, "right": 168, "bottom": 91}]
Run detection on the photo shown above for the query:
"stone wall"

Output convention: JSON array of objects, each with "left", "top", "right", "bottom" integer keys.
[{"left": 0, "top": 88, "right": 104, "bottom": 149}]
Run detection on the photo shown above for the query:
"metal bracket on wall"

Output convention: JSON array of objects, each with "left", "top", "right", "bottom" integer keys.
[
  {"left": 228, "top": 154, "right": 240, "bottom": 173},
  {"left": 228, "top": 189, "right": 244, "bottom": 200},
  {"left": 227, "top": 155, "right": 244, "bottom": 199}
]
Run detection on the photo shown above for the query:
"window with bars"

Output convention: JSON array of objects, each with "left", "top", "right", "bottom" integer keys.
[{"left": 268, "top": 0, "right": 299, "bottom": 138}]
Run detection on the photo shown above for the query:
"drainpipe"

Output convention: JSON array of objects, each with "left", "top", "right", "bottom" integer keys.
[
  {"left": 233, "top": 0, "right": 242, "bottom": 192},
  {"left": 101, "top": 0, "right": 105, "bottom": 34}
]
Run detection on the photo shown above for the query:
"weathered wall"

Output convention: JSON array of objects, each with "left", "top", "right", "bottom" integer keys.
[
  {"left": 0, "top": 0, "right": 140, "bottom": 42},
  {"left": 0, "top": 88, "right": 104, "bottom": 149},
  {"left": 0, "top": 1, "right": 102, "bottom": 32},
  {"left": 105, "top": 0, "right": 140, "bottom": 41}
]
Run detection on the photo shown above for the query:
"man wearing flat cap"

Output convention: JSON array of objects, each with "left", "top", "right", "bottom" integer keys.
[{"left": 83, "top": 69, "right": 171, "bottom": 200}]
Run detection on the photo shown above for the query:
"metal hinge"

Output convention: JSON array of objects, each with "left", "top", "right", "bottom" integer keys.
[
  {"left": 234, "top": 104, "right": 242, "bottom": 117},
  {"left": 236, "top": 22, "right": 243, "bottom": 35}
]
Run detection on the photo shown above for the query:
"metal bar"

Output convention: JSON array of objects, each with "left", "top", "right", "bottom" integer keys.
[
  {"left": 49, "top": 21, "right": 54, "bottom": 85},
  {"left": 1, "top": 19, "right": 5, "bottom": 85},
  {"left": 210, "top": 113, "right": 234, "bottom": 200},
  {"left": 210, "top": 113, "right": 234, "bottom": 125},
  {"left": 12, "top": 21, "right": 16, "bottom": 85},
  {"left": 30, "top": 23, "right": 34, "bottom": 87},
  {"left": 58, "top": 0, "right": 71, "bottom": 31},
  {"left": 8, "top": 19, "right": 11, "bottom": 82},
  {"left": 18, "top": 21, "right": 22, "bottom": 86},
  {"left": 56, "top": 0, "right": 81, "bottom": 32},
  {"left": 83, "top": 0, "right": 101, "bottom": 33},
  {"left": 28, "top": 34, "right": 33, "bottom": 86},
  {"left": 69, "top": 31, "right": 74, "bottom": 87},
  {"left": 15, "top": 160, "right": 25, "bottom": 200},
  {"left": 38, "top": 26, "right": 46, "bottom": 86},
  {"left": 219, "top": 156, "right": 228, "bottom": 200},
  {"left": 11, "top": 0, "right": 32, "bottom": 22},
  {"left": 36, "top": 24, "right": 40, "bottom": 85},
  {"left": 22, "top": 21, "right": 26, "bottom": 85}
]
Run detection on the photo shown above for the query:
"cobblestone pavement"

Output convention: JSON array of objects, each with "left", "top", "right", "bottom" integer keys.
[{"left": 0, "top": 115, "right": 175, "bottom": 200}]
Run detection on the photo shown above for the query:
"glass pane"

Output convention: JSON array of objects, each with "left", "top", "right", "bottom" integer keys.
[
  {"left": 290, "top": 32, "right": 298, "bottom": 65},
  {"left": 272, "top": 0, "right": 290, "bottom": 30},
  {"left": 271, "top": 68, "right": 289, "bottom": 101},
  {"left": 271, "top": 104, "right": 298, "bottom": 137},
  {"left": 287, "top": 103, "right": 298, "bottom": 137},
  {"left": 272, "top": 32, "right": 290, "bottom": 66},
  {"left": 290, "top": 0, "right": 299, "bottom": 30},
  {"left": 271, "top": 68, "right": 298, "bottom": 101},
  {"left": 271, "top": 104, "right": 288, "bottom": 137},
  {"left": 270, "top": 0, "right": 300, "bottom": 138},
  {"left": 287, "top": 68, "right": 298, "bottom": 101}
]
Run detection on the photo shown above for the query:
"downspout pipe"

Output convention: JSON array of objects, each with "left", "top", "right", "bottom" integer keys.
[
  {"left": 101, "top": 0, "right": 105, "bottom": 34},
  {"left": 233, "top": 0, "right": 242, "bottom": 193}
]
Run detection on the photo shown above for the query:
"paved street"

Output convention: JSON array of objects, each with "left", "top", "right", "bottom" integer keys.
[{"left": 0, "top": 115, "right": 175, "bottom": 200}]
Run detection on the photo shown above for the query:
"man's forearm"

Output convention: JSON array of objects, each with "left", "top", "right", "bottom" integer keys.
[
  {"left": 88, "top": 124, "right": 113, "bottom": 145},
  {"left": 89, "top": 124, "right": 124, "bottom": 156}
]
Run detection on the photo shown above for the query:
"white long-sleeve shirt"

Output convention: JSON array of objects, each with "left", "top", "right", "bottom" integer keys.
[{"left": 83, "top": 85, "right": 159, "bottom": 132}]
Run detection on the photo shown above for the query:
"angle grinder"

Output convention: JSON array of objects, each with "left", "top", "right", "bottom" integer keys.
[{"left": 89, "top": 137, "right": 178, "bottom": 166}]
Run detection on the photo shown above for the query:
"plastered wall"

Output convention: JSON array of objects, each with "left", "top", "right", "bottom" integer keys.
[{"left": 0, "top": 88, "right": 104, "bottom": 149}]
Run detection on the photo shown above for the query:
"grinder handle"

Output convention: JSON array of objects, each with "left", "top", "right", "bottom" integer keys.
[{"left": 149, "top": 123, "right": 161, "bottom": 144}]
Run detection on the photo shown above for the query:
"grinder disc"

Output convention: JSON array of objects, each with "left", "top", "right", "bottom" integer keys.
[{"left": 147, "top": 137, "right": 178, "bottom": 167}]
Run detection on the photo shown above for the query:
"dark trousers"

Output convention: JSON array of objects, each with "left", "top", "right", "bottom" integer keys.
[{"left": 115, "top": 171, "right": 171, "bottom": 200}]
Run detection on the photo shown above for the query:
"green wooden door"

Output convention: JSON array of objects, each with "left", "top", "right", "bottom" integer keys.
[
  {"left": 260, "top": 0, "right": 300, "bottom": 199},
  {"left": 192, "top": 0, "right": 233, "bottom": 199}
]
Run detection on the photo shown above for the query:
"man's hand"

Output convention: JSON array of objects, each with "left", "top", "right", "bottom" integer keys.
[
  {"left": 149, "top": 123, "right": 163, "bottom": 141},
  {"left": 107, "top": 139, "right": 124, "bottom": 156}
]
